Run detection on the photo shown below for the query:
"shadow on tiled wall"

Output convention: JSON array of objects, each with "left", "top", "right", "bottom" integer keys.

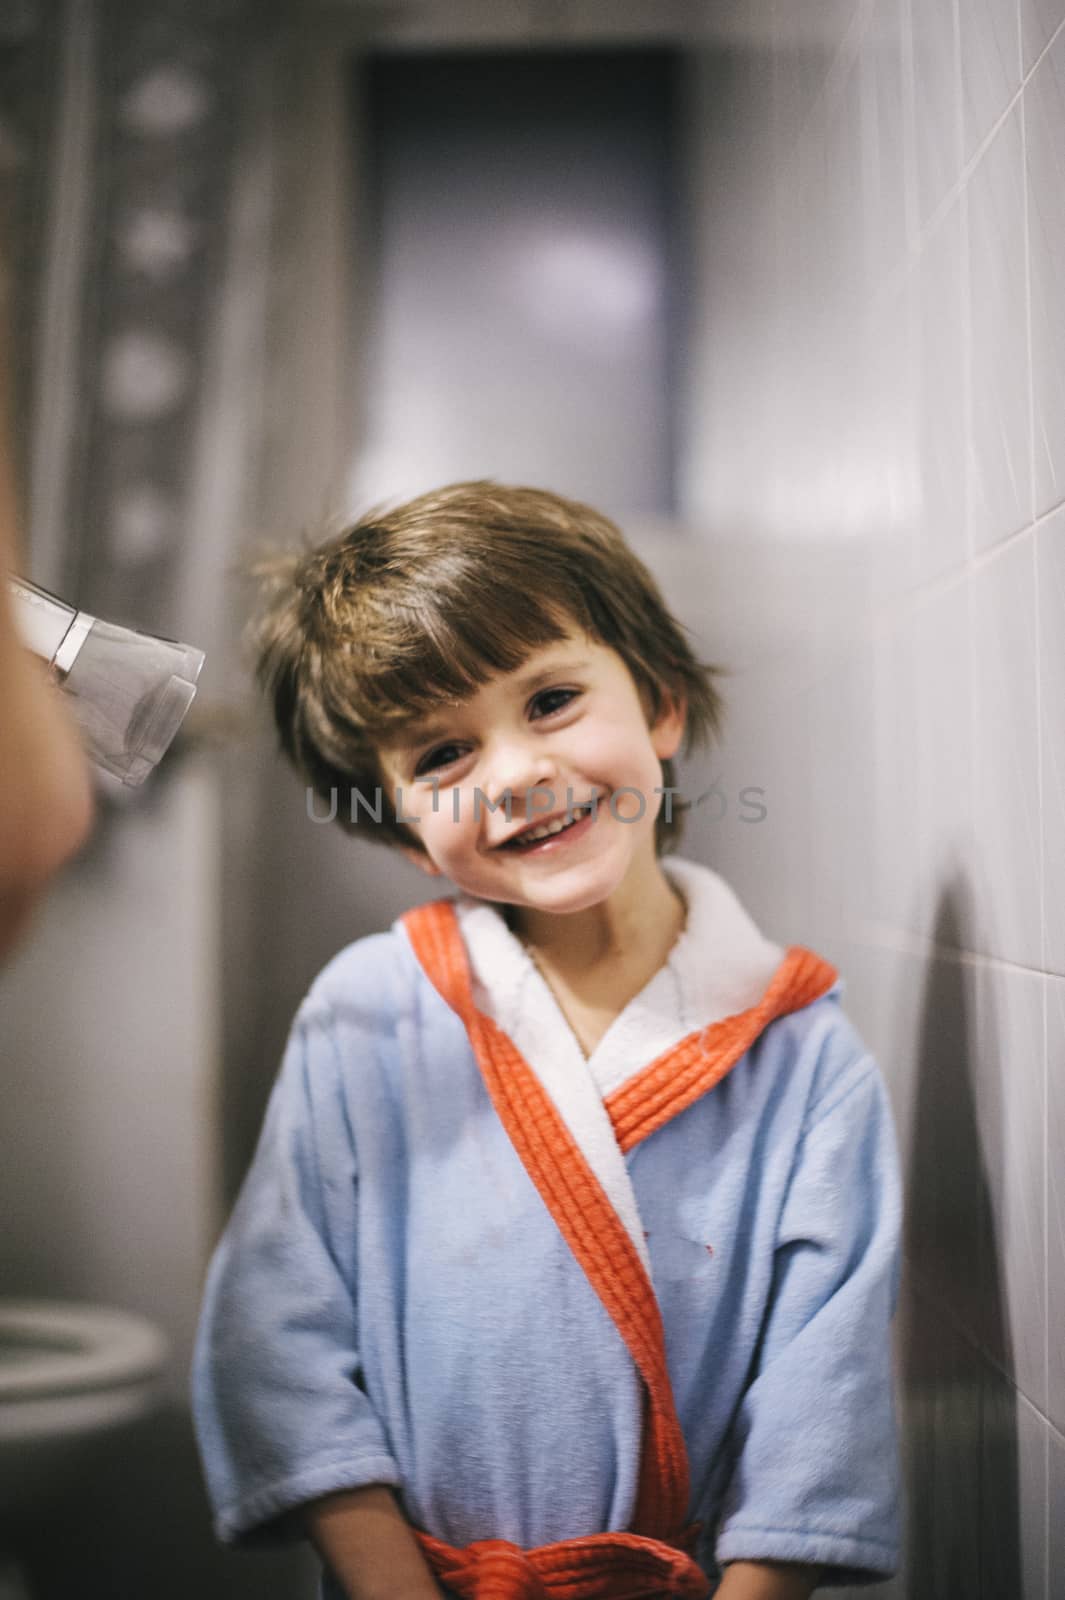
[{"left": 899, "top": 886, "right": 1020, "bottom": 1600}]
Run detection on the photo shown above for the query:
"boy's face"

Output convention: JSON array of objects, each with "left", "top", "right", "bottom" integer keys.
[{"left": 376, "top": 627, "right": 685, "bottom": 917}]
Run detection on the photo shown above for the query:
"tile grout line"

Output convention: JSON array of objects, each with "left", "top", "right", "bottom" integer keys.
[
  {"left": 876, "top": 5, "right": 1065, "bottom": 316},
  {"left": 958, "top": 0, "right": 973, "bottom": 581},
  {"left": 957, "top": 0, "right": 979, "bottom": 1002},
  {"left": 838, "top": 495, "right": 1063, "bottom": 681},
  {"left": 908, "top": 1265, "right": 1053, "bottom": 1426},
  {"left": 849, "top": 919, "right": 1064, "bottom": 982},
  {"left": 908, "top": 1264, "right": 1060, "bottom": 1446},
  {"left": 772, "top": 0, "right": 1065, "bottom": 309},
  {"left": 1019, "top": 26, "right": 1051, "bottom": 1586},
  {"left": 1024, "top": 6, "right": 1065, "bottom": 84},
  {"left": 789, "top": 0, "right": 877, "bottom": 188},
  {"left": 733, "top": 487, "right": 1065, "bottom": 744},
  {"left": 957, "top": 9, "right": 985, "bottom": 1043}
]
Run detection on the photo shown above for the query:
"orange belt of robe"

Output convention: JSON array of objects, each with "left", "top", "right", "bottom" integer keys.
[{"left": 401, "top": 898, "right": 837, "bottom": 1600}]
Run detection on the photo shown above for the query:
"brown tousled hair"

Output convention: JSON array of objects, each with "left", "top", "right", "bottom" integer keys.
[{"left": 243, "top": 480, "right": 729, "bottom": 856}]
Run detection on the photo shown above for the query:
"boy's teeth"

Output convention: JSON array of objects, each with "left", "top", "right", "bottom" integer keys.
[
  {"left": 523, "top": 818, "right": 569, "bottom": 843},
  {"left": 516, "top": 805, "right": 590, "bottom": 845}
]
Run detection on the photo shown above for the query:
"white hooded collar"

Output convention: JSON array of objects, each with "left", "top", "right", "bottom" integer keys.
[
  {"left": 453, "top": 856, "right": 787, "bottom": 1101},
  {"left": 447, "top": 857, "right": 786, "bottom": 1276}
]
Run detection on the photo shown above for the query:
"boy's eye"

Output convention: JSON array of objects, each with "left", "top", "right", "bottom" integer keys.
[
  {"left": 412, "top": 688, "right": 579, "bottom": 777},
  {"left": 531, "top": 687, "right": 578, "bottom": 718},
  {"left": 414, "top": 743, "right": 462, "bottom": 777}
]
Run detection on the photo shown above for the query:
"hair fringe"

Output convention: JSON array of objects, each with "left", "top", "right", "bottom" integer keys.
[{"left": 241, "top": 481, "right": 730, "bottom": 858}]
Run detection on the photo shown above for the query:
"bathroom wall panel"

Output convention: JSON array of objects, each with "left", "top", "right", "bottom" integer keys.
[
  {"left": 914, "top": 199, "right": 967, "bottom": 583},
  {"left": 834, "top": 941, "right": 924, "bottom": 1177},
  {"left": 928, "top": 1306, "right": 985, "bottom": 1599},
  {"left": 912, "top": 578, "right": 977, "bottom": 947},
  {"left": 969, "top": 533, "right": 1043, "bottom": 971},
  {"left": 1021, "top": 0, "right": 1065, "bottom": 71},
  {"left": 1036, "top": 509, "right": 1065, "bottom": 977},
  {"left": 980, "top": 1372, "right": 1049, "bottom": 1600},
  {"left": 909, "top": 0, "right": 962, "bottom": 228},
  {"left": 862, "top": 282, "right": 922, "bottom": 606},
  {"left": 1046, "top": 975, "right": 1065, "bottom": 1434},
  {"left": 675, "top": 651, "right": 814, "bottom": 955},
  {"left": 1025, "top": 25, "right": 1065, "bottom": 517},
  {"left": 867, "top": 608, "right": 925, "bottom": 939},
  {"left": 1049, "top": 1423, "right": 1065, "bottom": 1591},
  {"left": 966, "top": 105, "right": 1032, "bottom": 555},
  {"left": 900, "top": 955, "right": 984, "bottom": 1341},
  {"left": 860, "top": 0, "right": 912, "bottom": 292},
  {"left": 806, "top": 640, "right": 879, "bottom": 940},
  {"left": 958, "top": 0, "right": 1023, "bottom": 159},
  {"left": 969, "top": 962, "right": 1048, "bottom": 1412}
]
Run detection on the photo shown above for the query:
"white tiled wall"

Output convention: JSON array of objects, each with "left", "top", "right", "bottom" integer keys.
[{"left": 680, "top": 2, "right": 1065, "bottom": 1594}]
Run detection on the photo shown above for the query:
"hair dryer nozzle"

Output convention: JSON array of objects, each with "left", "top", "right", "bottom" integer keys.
[{"left": 8, "top": 576, "right": 206, "bottom": 786}]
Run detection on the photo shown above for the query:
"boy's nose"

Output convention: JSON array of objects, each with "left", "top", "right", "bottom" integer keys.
[{"left": 481, "top": 741, "right": 561, "bottom": 819}]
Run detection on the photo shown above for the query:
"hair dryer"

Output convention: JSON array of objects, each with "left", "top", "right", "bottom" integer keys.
[{"left": 8, "top": 574, "right": 205, "bottom": 787}]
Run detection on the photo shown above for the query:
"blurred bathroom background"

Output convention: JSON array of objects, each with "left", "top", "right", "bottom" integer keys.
[{"left": 0, "top": 0, "right": 1062, "bottom": 1594}]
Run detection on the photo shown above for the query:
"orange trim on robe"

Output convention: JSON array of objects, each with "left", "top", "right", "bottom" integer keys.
[{"left": 399, "top": 897, "right": 838, "bottom": 1600}]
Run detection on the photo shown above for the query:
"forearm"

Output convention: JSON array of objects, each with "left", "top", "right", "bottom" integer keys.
[
  {"left": 301, "top": 1484, "right": 444, "bottom": 1600},
  {"left": 714, "top": 1559, "right": 823, "bottom": 1600},
  {"left": 0, "top": 287, "right": 94, "bottom": 959}
]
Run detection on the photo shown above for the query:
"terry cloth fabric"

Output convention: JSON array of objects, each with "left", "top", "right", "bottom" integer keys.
[
  {"left": 190, "top": 857, "right": 903, "bottom": 1598},
  {"left": 452, "top": 856, "right": 790, "bottom": 1281}
]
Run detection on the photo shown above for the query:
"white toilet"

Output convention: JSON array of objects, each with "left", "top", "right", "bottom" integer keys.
[{"left": 0, "top": 1300, "right": 169, "bottom": 1594}]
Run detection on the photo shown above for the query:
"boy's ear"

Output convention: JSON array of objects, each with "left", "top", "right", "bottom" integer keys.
[
  {"left": 651, "top": 688, "right": 687, "bottom": 762},
  {"left": 399, "top": 843, "right": 444, "bottom": 878}
]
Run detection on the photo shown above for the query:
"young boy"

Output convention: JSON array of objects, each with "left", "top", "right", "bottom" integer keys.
[{"left": 191, "top": 481, "right": 902, "bottom": 1600}]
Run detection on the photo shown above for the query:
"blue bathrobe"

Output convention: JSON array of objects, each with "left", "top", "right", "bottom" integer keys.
[{"left": 190, "top": 858, "right": 902, "bottom": 1596}]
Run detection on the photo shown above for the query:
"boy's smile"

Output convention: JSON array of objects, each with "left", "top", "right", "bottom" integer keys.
[{"left": 377, "top": 628, "right": 686, "bottom": 939}]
